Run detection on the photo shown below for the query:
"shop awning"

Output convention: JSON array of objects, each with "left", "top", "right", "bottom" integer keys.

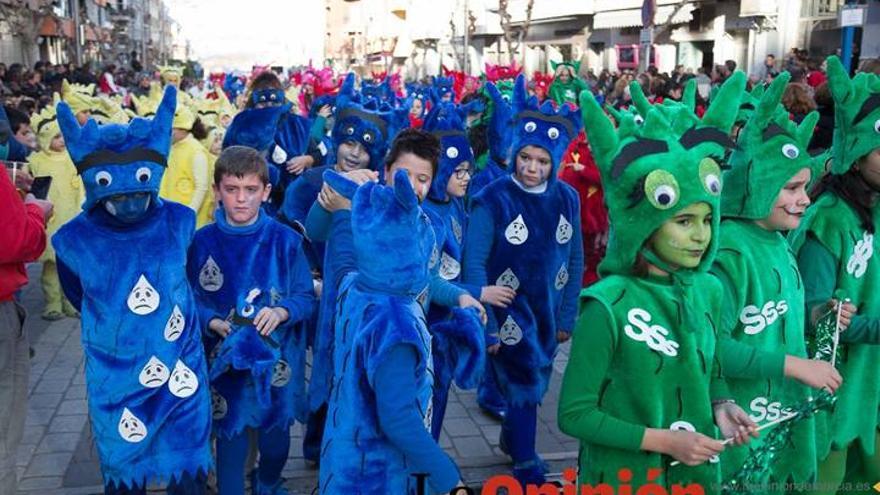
[
  {"left": 38, "top": 16, "right": 75, "bottom": 39},
  {"left": 593, "top": 3, "right": 696, "bottom": 30}
]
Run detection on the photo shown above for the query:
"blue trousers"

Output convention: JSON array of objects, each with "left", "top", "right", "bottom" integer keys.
[
  {"left": 217, "top": 427, "right": 291, "bottom": 495},
  {"left": 501, "top": 404, "right": 538, "bottom": 465}
]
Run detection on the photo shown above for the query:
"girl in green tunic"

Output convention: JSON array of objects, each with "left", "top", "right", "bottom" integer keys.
[
  {"left": 789, "top": 56, "right": 880, "bottom": 494},
  {"left": 559, "top": 73, "right": 758, "bottom": 493},
  {"left": 711, "top": 71, "right": 845, "bottom": 493}
]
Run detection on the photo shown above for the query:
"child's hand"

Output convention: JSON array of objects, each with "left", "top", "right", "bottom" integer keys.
[
  {"left": 784, "top": 356, "right": 842, "bottom": 392},
  {"left": 831, "top": 299, "right": 857, "bottom": 331},
  {"left": 660, "top": 429, "right": 724, "bottom": 466},
  {"left": 254, "top": 307, "right": 289, "bottom": 336},
  {"left": 480, "top": 285, "right": 515, "bottom": 308},
  {"left": 342, "top": 169, "right": 379, "bottom": 185},
  {"left": 208, "top": 318, "right": 231, "bottom": 338},
  {"left": 713, "top": 402, "right": 758, "bottom": 446},
  {"left": 487, "top": 343, "right": 501, "bottom": 355},
  {"left": 318, "top": 183, "right": 351, "bottom": 212},
  {"left": 286, "top": 155, "right": 313, "bottom": 175},
  {"left": 458, "top": 293, "right": 487, "bottom": 324}
]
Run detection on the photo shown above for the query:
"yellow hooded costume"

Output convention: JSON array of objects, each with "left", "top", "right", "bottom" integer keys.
[{"left": 159, "top": 103, "right": 216, "bottom": 227}]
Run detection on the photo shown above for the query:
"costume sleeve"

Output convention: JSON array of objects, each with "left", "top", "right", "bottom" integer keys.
[
  {"left": 328, "top": 210, "right": 357, "bottom": 292},
  {"left": 711, "top": 259, "right": 786, "bottom": 380},
  {"left": 305, "top": 201, "right": 333, "bottom": 242},
  {"left": 462, "top": 204, "right": 497, "bottom": 340},
  {"left": 0, "top": 171, "right": 46, "bottom": 264},
  {"left": 799, "top": 235, "right": 880, "bottom": 344},
  {"left": 455, "top": 282, "right": 482, "bottom": 299},
  {"left": 374, "top": 345, "right": 460, "bottom": 493},
  {"left": 187, "top": 151, "right": 210, "bottom": 211},
  {"left": 56, "top": 256, "right": 82, "bottom": 311},
  {"left": 429, "top": 274, "right": 466, "bottom": 308},
  {"left": 557, "top": 299, "right": 646, "bottom": 451},
  {"left": 279, "top": 241, "right": 317, "bottom": 324},
  {"left": 557, "top": 205, "right": 584, "bottom": 333},
  {"left": 309, "top": 117, "right": 327, "bottom": 143}
]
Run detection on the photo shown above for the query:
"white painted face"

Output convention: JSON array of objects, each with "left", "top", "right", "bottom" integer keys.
[
  {"left": 138, "top": 356, "right": 170, "bottom": 388},
  {"left": 163, "top": 305, "right": 185, "bottom": 342},
  {"left": 499, "top": 315, "right": 523, "bottom": 345},
  {"left": 504, "top": 214, "right": 529, "bottom": 245},
  {"left": 211, "top": 389, "right": 227, "bottom": 419},
  {"left": 118, "top": 407, "right": 147, "bottom": 443},
  {"left": 271, "top": 359, "right": 291, "bottom": 387},
  {"left": 168, "top": 360, "right": 199, "bottom": 398},
  {"left": 556, "top": 214, "right": 573, "bottom": 244},
  {"left": 198, "top": 255, "right": 224, "bottom": 292},
  {"left": 438, "top": 252, "right": 461, "bottom": 281},
  {"left": 127, "top": 275, "right": 160, "bottom": 315},
  {"left": 555, "top": 263, "right": 569, "bottom": 291},
  {"left": 496, "top": 268, "right": 520, "bottom": 291}
]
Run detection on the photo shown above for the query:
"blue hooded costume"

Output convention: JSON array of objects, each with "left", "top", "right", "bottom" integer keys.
[
  {"left": 187, "top": 208, "right": 315, "bottom": 439},
  {"left": 467, "top": 80, "right": 515, "bottom": 199},
  {"left": 318, "top": 169, "right": 484, "bottom": 495},
  {"left": 0, "top": 104, "right": 30, "bottom": 161},
  {"left": 51, "top": 87, "right": 213, "bottom": 490}
]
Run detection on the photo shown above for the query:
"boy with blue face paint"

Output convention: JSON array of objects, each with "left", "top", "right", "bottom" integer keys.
[{"left": 51, "top": 86, "right": 213, "bottom": 494}]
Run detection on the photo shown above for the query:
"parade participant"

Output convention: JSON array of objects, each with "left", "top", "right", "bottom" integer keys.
[
  {"left": 26, "top": 101, "right": 83, "bottom": 320},
  {"left": 466, "top": 79, "right": 514, "bottom": 200},
  {"left": 710, "top": 71, "right": 843, "bottom": 490},
  {"left": 51, "top": 86, "right": 212, "bottom": 494},
  {"left": 559, "top": 73, "right": 757, "bottom": 491},
  {"left": 462, "top": 74, "right": 584, "bottom": 485},
  {"left": 318, "top": 168, "right": 481, "bottom": 495},
  {"left": 790, "top": 56, "right": 880, "bottom": 493},
  {"left": 187, "top": 145, "right": 315, "bottom": 495},
  {"left": 548, "top": 60, "right": 588, "bottom": 107},
  {"left": 160, "top": 104, "right": 216, "bottom": 227},
  {"left": 60, "top": 79, "right": 95, "bottom": 125}
]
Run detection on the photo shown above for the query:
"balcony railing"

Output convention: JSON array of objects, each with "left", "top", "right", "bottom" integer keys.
[{"left": 801, "top": 0, "right": 843, "bottom": 19}]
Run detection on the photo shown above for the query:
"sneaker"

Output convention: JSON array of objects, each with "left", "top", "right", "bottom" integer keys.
[
  {"left": 512, "top": 459, "right": 547, "bottom": 486},
  {"left": 478, "top": 400, "right": 507, "bottom": 421},
  {"left": 62, "top": 305, "right": 80, "bottom": 318},
  {"left": 42, "top": 310, "right": 64, "bottom": 321}
]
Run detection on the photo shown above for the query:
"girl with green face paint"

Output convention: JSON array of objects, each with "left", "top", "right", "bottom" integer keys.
[{"left": 559, "top": 73, "right": 759, "bottom": 492}]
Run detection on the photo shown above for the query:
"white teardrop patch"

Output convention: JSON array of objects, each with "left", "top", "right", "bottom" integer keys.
[
  {"left": 451, "top": 217, "right": 462, "bottom": 244},
  {"left": 127, "top": 275, "right": 160, "bottom": 315},
  {"left": 168, "top": 360, "right": 199, "bottom": 398},
  {"left": 118, "top": 407, "right": 147, "bottom": 443},
  {"left": 438, "top": 252, "right": 461, "bottom": 280},
  {"left": 272, "top": 359, "right": 291, "bottom": 387},
  {"left": 556, "top": 215, "right": 573, "bottom": 244},
  {"left": 271, "top": 145, "right": 288, "bottom": 165},
  {"left": 499, "top": 316, "right": 523, "bottom": 345},
  {"left": 555, "top": 263, "right": 569, "bottom": 290},
  {"left": 198, "top": 256, "right": 224, "bottom": 292},
  {"left": 504, "top": 214, "right": 529, "bottom": 245},
  {"left": 211, "top": 389, "right": 228, "bottom": 419},
  {"left": 496, "top": 268, "right": 520, "bottom": 291},
  {"left": 429, "top": 245, "right": 439, "bottom": 269},
  {"left": 138, "top": 356, "right": 170, "bottom": 388},
  {"left": 163, "top": 305, "right": 185, "bottom": 342}
]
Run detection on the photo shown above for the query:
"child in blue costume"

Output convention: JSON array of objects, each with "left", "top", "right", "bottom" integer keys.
[
  {"left": 467, "top": 81, "right": 515, "bottom": 201},
  {"left": 186, "top": 146, "right": 316, "bottom": 495},
  {"left": 421, "top": 102, "right": 514, "bottom": 439},
  {"left": 294, "top": 73, "right": 410, "bottom": 463},
  {"left": 318, "top": 168, "right": 483, "bottom": 495},
  {"left": 462, "top": 74, "right": 585, "bottom": 485},
  {"left": 52, "top": 86, "right": 212, "bottom": 494}
]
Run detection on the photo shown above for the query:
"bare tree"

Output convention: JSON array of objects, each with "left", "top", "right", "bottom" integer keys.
[
  {"left": 498, "top": 0, "right": 534, "bottom": 66},
  {"left": 0, "top": 0, "right": 53, "bottom": 65}
]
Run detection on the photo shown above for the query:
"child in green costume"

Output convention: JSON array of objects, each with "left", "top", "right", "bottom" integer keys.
[
  {"left": 559, "top": 72, "right": 758, "bottom": 493},
  {"left": 789, "top": 56, "right": 880, "bottom": 494},
  {"left": 548, "top": 61, "right": 588, "bottom": 107},
  {"left": 711, "top": 71, "right": 845, "bottom": 493}
]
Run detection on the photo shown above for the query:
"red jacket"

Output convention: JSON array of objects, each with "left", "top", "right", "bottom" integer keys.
[{"left": 0, "top": 170, "right": 46, "bottom": 301}]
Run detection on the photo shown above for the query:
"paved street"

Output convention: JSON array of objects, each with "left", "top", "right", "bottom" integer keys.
[{"left": 14, "top": 264, "right": 578, "bottom": 494}]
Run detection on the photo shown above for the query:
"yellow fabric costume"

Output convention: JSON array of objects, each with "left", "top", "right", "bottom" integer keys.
[{"left": 160, "top": 104, "right": 215, "bottom": 227}]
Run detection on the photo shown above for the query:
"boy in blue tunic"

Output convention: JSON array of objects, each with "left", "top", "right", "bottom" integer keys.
[
  {"left": 462, "top": 75, "right": 585, "bottom": 485},
  {"left": 52, "top": 86, "right": 213, "bottom": 494},
  {"left": 187, "top": 146, "right": 315, "bottom": 495}
]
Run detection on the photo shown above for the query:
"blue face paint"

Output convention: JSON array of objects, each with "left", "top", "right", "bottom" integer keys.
[{"left": 103, "top": 193, "right": 152, "bottom": 223}]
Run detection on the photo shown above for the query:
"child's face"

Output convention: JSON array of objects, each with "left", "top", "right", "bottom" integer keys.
[
  {"left": 15, "top": 124, "right": 36, "bottom": 150},
  {"left": 49, "top": 133, "right": 65, "bottom": 152},
  {"left": 758, "top": 167, "right": 811, "bottom": 232},
  {"left": 386, "top": 151, "right": 433, "bottom": 202},
  {"left": 648, "top": 202, "right": 712, "bottom": 270},
  {"left": 214, "top": 173, "right": 270, "bottom": 226},
  {"left": 446, "top": 162, "right": 471, "bottom": 199},
  {"left": 514, "top": 145, "right": 552, "bottom": 188},
  {"left": 336, "top": 140, "right": 371, "bottom": 172}
]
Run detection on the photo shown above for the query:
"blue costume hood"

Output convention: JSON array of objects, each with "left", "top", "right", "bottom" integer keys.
[
  {"left": 423, "top": 102, "right": 475, "bottom": 201},
  {"left": 56, "top": 85, "right": 176, "bottom": 211},
  {"left": 222, "top": 101, "right": 291, "bottom": 152}
]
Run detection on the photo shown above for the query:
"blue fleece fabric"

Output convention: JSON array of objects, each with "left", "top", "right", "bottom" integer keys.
[
  {"left": 319, "top": 169, "right": 458, "bottom": 495},
  {"left": 52, "top": 86, "right": 212, "bottom": 490},
  {"left": 467, "top": 156, "right": 506, "bottom": 201},
  {"left": 187, "top": 210, "right": 315, "bottom": 438},
  {"left": 269, "top": 112, "right": 312, "bottom": 188},
  {"left": 216, "top": 427, "right": 291, "bottom": 495},
  {"left": 0, "top": 104, "right": 30, "bottom": 161}
]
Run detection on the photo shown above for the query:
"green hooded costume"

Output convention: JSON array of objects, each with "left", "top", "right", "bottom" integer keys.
[
  {"left": 548, "top": 61, "right": 588, "bottom": 107},
  {"left": 558, "top": 72, "right": 746, "bottom": 492},
  {"left": 710, "top": 71, "right": 823, "bottom": 488}
]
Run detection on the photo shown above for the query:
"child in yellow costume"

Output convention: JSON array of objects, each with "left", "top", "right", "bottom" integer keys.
[
  {"left": 160, "top": 104, "right": 216, "bottom": 227},
  {"left": 27, "top": 102, "right": 84, "bottom": 320},
  {"left": 60, "top": 79, "right": 95, "bottom": 125}
]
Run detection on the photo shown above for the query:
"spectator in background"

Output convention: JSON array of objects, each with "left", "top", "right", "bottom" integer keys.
[
  {"left": 5, "top": 106, "right": 36, "bottom": 151},
  {"left": 97, "top": 64, "right": 119, "bottom": 95},
  {"left": 859, "top": 58, "right": 880, "bottom": 75},
  {"left": 765, "top": 54, "right": 780, "bottom": 80},
  {"left": 782, "top": 82, "right": 817, "bottom": 125},
  {"left": 810, "top": 82, "right": 834, "bottom": 152},
  {"left": 806, "top": 57, "right": 828, "bottom": 88}
]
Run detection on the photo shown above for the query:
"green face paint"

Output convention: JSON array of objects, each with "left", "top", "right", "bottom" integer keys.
[{"left": 649, "top": 202, "right": 712, "bottom": 270}]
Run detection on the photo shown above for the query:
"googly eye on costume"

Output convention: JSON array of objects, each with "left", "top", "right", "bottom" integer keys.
[
  {"left": 363, "top": 133, "right": 373, "bottom": 143},
  {"left": 136, "top": 167, "right": 151, "bottom": 183},
  {"left": 874, "top": 119, "right": 880, "bottom": 133},
  {"left": 698, "top": 158, "right": 722, "bottom": 195},
  {"left": 634, "top": 115, "right": 645, "bottom": 125},
  {"left": 446, "top": 147, "right": 459, "bottom": 159},
  {"left": 644, "top": 169, "right": 680, "bottom": 210},
  {"left": 781, "top": 143, "right": 799, "bottom": 159},
  {"left": 345, "top": 126, "right": 355, "bottom": 136},
  {"left": 547, "top": 127, "right": 560, "bottom": 140},
  {"left": 524, "top": 121, "right": 537, "bottom": 133},
  {"left": 96, "top": 171, "right": 113, "bottom": 187}
]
